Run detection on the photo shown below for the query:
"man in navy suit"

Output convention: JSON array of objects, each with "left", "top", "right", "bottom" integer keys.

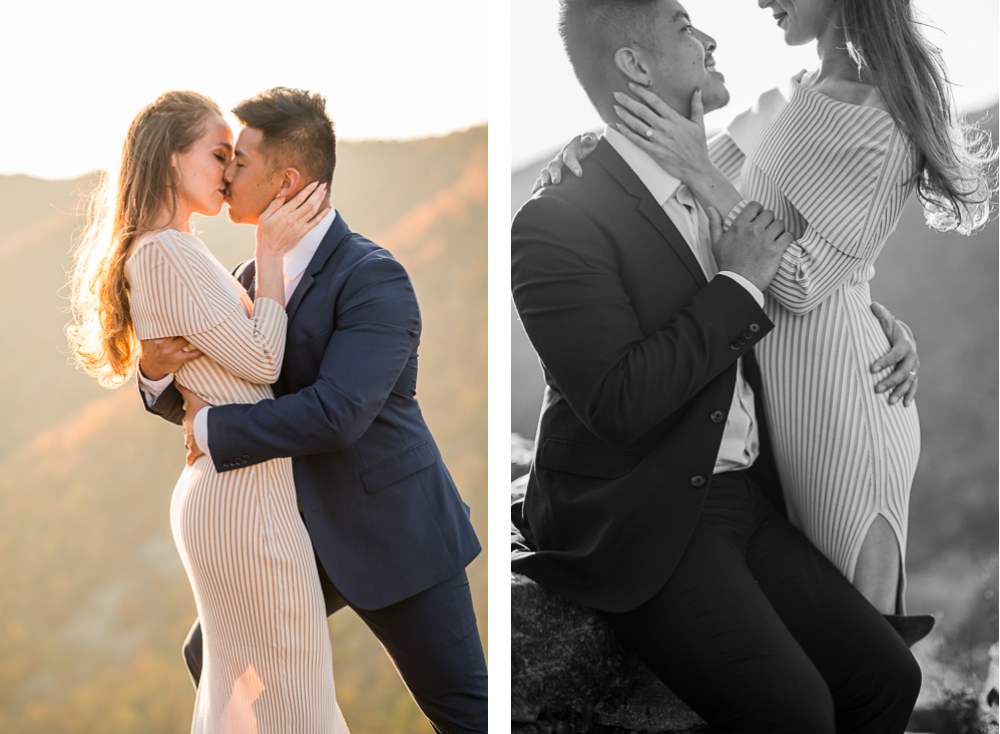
[
  {"left": 511, "top": 2, "right": 919, "bottom": 732},
  {"left": 138, "top": 87, "right": 486, "bottom": 734}
]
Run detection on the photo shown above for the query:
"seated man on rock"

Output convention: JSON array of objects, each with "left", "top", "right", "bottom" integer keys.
[{"left": 510, "top": 1, "right": 922, "bottom": 732}]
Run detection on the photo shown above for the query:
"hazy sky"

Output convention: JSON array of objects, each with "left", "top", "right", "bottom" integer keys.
[
  {"left": 0, "top": 0, "right": 487, "bottom": 180},
  {"left": 513, "top": 0, "right": 1000, "bottom": 170}
]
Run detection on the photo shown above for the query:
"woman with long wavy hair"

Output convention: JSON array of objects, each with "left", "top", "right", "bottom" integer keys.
[
  {"left": 68, "top": 91, "right": 347, "bottom": 733},
  {"left": 542, "top": 0, "right": 995, "bottom": 639}
]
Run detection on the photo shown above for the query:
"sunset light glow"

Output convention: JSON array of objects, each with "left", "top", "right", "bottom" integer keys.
[{"left": 0, "top": 0, "right": 486, "bottom": 180}]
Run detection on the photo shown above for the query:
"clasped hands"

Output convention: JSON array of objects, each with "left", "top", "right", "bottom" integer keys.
[{"left": 138, "top": 336, "right": 209, "bottom": 466}]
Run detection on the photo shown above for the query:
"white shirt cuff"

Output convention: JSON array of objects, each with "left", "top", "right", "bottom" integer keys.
[
  {"left": 138, "top": 370, "right": 175, "bottom": 403},
  {"left": 194, "top": 406, "right": 212, "bottom": 460},
  {"left": 717, "top": 271, "right": 765, "bottom": 308}
]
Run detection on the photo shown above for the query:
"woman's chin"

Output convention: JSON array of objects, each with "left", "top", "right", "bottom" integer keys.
[
  {"left": 783, "top": 30, "right": 813, "bottom": 47},
  {"left": 199, "top": 202, "right": 225, "bottom": 218}
]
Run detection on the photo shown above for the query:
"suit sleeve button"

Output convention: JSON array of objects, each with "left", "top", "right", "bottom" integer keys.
[
  {"left": 711, "top": 411, "right": 725, "bottom": 423},
  {"left": 691, "top": 475, "right": 707, "bottom": 488},
  {"left": 749, "top": 323, "right": 760, "bottom": 333},
  {"left": 222, "top": 460, "right": 231, "bottom": 468},
  {"left": 242, "top": 454, "right": 250, "bottom": 461},
  {"left": 730, "top": 341, "right": 741, "bottom": 351},
  {"left": 742, "top": 329, "right": 753, "bottom": 339}
]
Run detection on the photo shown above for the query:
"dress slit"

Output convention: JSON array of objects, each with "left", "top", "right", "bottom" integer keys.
[{"left": 847, "top": 511, "right": 907, "bottom": 614}]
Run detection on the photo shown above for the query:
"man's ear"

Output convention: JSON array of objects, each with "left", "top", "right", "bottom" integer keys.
[
  {"left": 614, "top": 47, "right": 651, "bottom": 87},
  {"left": 276, "top": 168, "right": 303, "bottom": 196}
]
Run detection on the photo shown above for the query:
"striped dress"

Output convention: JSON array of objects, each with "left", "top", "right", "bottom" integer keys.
[
  {"left": 709, "top": 74, "right": 920, "bottom": 611},
  {"left": 126, "top": 230, "right": 348, "bottom": 734}
]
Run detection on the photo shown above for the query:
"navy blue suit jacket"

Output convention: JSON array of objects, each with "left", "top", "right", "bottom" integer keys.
[{"left": 142, "top": 213, "right": 481, "bottom": 609}]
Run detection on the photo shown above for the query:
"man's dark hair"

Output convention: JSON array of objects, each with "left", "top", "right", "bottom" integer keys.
[
  {"left": 559, "top": 0, "right": 662, "bottom": 117},
  {"left": 232, "top": 87, "right": 336, "bottom": 186}
]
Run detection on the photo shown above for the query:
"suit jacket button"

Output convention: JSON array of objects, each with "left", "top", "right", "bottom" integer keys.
[
  {"left": 749, "top": 323, "right": 760, "bottom": 333},
  {"left": 691, "top": 475, "right": 707, "bottom": 488},
  {"left": 711, "top": 410, "right": 725, "bottom": 423}
]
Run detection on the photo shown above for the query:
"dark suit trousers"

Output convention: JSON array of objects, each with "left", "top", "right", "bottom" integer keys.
[
  {"left": 604, "top": 471, "right": 920, "bottom": 734},
  {"left": 183, "top": 561, "right": 488, "bottom": 734}
]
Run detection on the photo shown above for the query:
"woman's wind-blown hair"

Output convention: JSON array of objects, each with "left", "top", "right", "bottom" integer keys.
[
  {"left": 840, "top": 0, "right": 997, "bottom": 235},
  {"left": 67, "top": 91, "right": 221, "bottom": 388}
]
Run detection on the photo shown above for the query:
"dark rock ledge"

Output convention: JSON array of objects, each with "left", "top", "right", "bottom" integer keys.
[
  {"left": 512, "top": 572, "right": 708, "bottom": 733},
  {"left": 511, "top": 435, "right": 707, "bottom": 733}
]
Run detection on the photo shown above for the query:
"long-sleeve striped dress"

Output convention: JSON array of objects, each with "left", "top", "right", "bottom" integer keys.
[
  {"left": 126, "top": 230, "right": 348, "bottom": 734},
  {"left": 709, "top": 74, "right": 920, "bottom": 612}
]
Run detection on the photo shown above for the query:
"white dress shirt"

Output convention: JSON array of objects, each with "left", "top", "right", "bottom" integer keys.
[
  {"left": 605, "top": 126, "right": 761, "bottom": 473},
  {"left": 138, "top": 207, "right": 339, "bottom": 459}
]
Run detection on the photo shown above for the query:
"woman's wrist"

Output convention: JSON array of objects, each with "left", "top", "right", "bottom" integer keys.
[
  {"left": 254, "top": 250, "right": 283, "bottom": 269},
  {"left": 686, "top": 165, "right": 742, "bottom": 218},
  {"left": 253, "top": 252, "right": 285, "bottom": 302}
]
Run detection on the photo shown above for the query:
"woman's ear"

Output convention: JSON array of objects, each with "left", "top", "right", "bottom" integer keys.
[{"left": 614, "top": 47, "right": 652, "bottom": 88}]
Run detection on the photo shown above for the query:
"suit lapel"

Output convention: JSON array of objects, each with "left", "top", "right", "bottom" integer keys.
[
  {"left": 592, "top": 140, "right": 708, "bottom": 289},
  {"left": 285, "top": 272, "right": 314, "bottom": 321},
  {"left": 237, "top": 213, "right": 349, "bottom": 321},
  {"left": 236, "top": 260, "right": 257, "bottom": 299},
  {"left": 285, "top": 212, "right": 351, "bottom": 322}
]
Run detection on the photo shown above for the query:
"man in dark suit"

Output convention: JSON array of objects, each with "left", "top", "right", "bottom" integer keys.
[
  {"left": 138, "top": 87, "right": 486, "bottom": 734},
  {"left": 511, "top": 2, "right": 919, "bottom": 732}
]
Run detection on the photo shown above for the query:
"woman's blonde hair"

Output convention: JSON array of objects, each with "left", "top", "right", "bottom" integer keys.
[
  {"left": 67, "top": 91, "right": 221, "bottom": 388},
  {"left": 840, "top": 0, "right": 996, "bottom": 234}
]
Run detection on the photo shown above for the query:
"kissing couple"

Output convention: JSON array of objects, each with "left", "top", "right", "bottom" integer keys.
[
  {"left": 513, "top": 0, "right": 992, "bottom": 732},
  {"left": 68, "top": 87, "right": 487, "bottom": 733}
]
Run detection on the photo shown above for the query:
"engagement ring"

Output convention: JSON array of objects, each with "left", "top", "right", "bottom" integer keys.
[{"left": 645, "top": 128, "right": 653, "bottom": 139}]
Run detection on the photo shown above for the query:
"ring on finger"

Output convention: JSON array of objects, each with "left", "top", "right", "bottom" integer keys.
[
  {"left": 645, "top": 128, "right": 654, "bottom": 139},
  {"left": 908, "top": 369, "right": 917, "bottom": 379}
]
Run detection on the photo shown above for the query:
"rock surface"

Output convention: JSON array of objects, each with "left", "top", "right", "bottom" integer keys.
[
  {"left": 985, "top": 643, "right": 998, "bottom": 724},
  {"left": 511, "top": 573, "right": 706, "bottom": 733},
  {"left": 511, "top": 433, "right": 534, "bottom": 480},
  {"left": 511, "top": 434, "right": 706, "bottom": 732}
]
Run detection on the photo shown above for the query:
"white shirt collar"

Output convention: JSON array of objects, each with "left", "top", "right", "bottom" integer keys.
[
  {"left": 283, "top": 207, "right": 338, "bottom": 281},
  {"left": 604, "top": 125, "right": 684, "bottom": 207}
]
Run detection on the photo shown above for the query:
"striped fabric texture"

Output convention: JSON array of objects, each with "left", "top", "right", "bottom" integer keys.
[
  {"left": 126, "top": 230, "right": 348, "bottom": 733},
  {"left": 710, "top": 77, "right": 920, "bottom": 611}
]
